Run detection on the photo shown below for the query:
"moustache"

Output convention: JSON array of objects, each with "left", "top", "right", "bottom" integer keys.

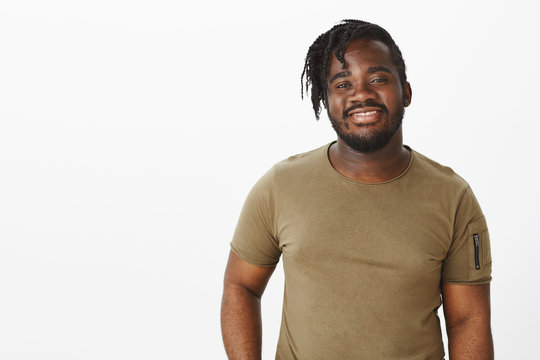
[{"left": 343, "top": 100, "right": 389, "bottom": 119}]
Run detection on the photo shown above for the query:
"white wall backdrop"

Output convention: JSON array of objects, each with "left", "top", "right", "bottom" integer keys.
[{"left": 1, "top": 0, "right": 539, "bottom": 358}]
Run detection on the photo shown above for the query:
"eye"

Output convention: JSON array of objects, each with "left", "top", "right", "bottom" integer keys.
[
  {"left": 371, "top": 77, "right": 387, "bottom": 84},
  {"left": 336, "top": 83, "right": 351, "bottom": 89}
]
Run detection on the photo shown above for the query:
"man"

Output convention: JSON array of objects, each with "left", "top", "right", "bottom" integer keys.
[{"left": 221, "top": 20, "right": 493, "bottom": 360}]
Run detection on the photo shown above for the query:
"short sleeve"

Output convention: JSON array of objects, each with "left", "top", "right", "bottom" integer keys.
[
  {"left": 442, "top": 186, "right": 492, "bottom": 284},
  {"left": 230, "top": 167, "right": 281, "bottom": 266}
]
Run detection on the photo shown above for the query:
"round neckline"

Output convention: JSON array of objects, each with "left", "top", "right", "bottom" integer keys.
[{"left": 323, "top": 141, "right": 415, "bottom": 186}]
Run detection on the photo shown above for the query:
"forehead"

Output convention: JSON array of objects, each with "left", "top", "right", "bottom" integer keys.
[{"left": 328, "top": 38, "right": 395, "bottom": 74}]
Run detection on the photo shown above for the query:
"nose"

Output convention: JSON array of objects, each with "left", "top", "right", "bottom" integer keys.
[{"left": 349, "top": 82, "right": 376, "bottom": 104}]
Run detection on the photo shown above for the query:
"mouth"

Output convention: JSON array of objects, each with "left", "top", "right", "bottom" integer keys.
[{"left": 347, "top": 108, "right": 383, "bottom": 125}]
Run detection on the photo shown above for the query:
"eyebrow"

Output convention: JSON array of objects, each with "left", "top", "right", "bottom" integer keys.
[
  {"left": 329, "top": 66, "right": 393, "bottom": 84},
  {"left": 329, "top": 70, "right": 351, "bottom": 84},
  {"left": 367, "top": 66, "right": 392, "bottom": 75}
]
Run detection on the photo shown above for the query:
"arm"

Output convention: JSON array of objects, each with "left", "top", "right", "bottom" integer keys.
[
  {"left": 442, "top": 283, "right": 493, "bottom": 360},
  {"left": 221, "top": 250, "right": 276, "bottom": 360}
]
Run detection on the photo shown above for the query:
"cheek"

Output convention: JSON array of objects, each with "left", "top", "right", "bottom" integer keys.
[
  {"left": 387, "top": 87, "right": 404, "bottom": 106},
  {"left": 328, "top": 96, "right": 344, "bottom": 114}
]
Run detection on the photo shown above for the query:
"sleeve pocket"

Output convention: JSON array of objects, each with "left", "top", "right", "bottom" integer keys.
[{"left": 466, "top": 216, "right": 492, "bottom": 280}]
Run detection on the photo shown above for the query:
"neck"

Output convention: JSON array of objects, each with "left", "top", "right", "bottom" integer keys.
[{"left": 328, "top": 128, "right": 411, "bottom": 183}]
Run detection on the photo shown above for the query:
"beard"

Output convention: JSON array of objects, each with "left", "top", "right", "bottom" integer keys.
[{"left": 328, "top": 101, "right": 405, "bottom": 153}]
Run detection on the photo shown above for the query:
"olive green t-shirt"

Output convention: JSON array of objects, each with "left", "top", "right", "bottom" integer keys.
[{"left": 231, "top": 143, "right": 492, "bottom": 360}]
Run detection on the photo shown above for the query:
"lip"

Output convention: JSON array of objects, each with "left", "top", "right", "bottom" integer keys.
[{"left": 347, "top": 108, "right": 383, "bottom": 125}]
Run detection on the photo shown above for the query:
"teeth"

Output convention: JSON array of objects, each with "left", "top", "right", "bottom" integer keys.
[{"left": 353, "top": 110, "right": 378, "bottom": 117}]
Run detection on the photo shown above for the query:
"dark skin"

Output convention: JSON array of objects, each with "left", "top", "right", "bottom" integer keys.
[
  {"left": 221, "top": 251, "right": 275, "bottom": 360},
  {"left": 442, "top": 282, "right": 494, "bottom": 359},
  {"left": 326, "top": 39, "right": 412, "bottom": 183},
  {"left": 221, "top": 38, "right": 493, "bottom": 359}
]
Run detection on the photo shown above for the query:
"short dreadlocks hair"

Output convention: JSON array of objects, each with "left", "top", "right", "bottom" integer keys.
[{"left": 301, "top": 20, "right": 407, "bottom": 120}]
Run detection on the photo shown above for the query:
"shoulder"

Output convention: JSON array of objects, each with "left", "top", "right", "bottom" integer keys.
[
  {"left": 271, "top": 143, "right": 329, "bottom": 183},
  {"left": 410, "top": 148, "right": 470, "bottom": 193},
  {"left": 247, "top": 143, "right": 329, "bottom": 197}
]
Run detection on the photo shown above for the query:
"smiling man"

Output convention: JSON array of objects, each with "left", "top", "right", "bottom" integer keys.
[{"left": 221, "top": 20, "right": 493, "bottom": 360}]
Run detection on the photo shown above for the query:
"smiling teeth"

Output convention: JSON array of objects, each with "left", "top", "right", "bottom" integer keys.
[{"left": 354, "top": 111, "right": 378, "bottom": 116}]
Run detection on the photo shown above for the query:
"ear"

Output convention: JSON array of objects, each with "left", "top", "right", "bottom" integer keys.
[{"left": 403, "top": 82, "right": 412, "bottom": 107}]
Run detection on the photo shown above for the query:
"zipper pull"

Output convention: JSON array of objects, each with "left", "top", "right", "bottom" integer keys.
[{"left": 473, "top": 234, "right": 480, "bottom": 270}]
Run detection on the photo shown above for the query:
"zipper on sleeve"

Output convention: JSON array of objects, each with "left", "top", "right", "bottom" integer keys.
[{"left": 473, "top": 233, "right": 480, "bottom": 270}]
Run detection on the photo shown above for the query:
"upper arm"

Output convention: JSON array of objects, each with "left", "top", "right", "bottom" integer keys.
[
  {"left": 443, "top": 187, "right": 492, "bottom": 284},
  {"left": 230, "top": 167, "right": 282, "bottom": 267},
  {"left": 441, "top": 283, "right": 491, "bottom": 328},
  {"left": 223, "top": 250, "right": 276, "bottom": 299}
]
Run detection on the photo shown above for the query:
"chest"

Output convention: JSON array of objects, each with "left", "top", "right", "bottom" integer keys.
[{"left": 275, "top": 188, "right": 453, "bottom": 283}]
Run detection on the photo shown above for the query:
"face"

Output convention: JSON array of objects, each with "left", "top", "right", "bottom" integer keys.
[{"left": 326, "top": 38, "right": 411, "bottom": 153}]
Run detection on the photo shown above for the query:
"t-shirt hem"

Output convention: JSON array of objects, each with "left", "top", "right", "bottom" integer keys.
[
  {"left": 230, "top": 245, "right": 279, "bottom": 267},
  {"left": 441, "top": 278, "right": 492, "bottom": 285}
]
